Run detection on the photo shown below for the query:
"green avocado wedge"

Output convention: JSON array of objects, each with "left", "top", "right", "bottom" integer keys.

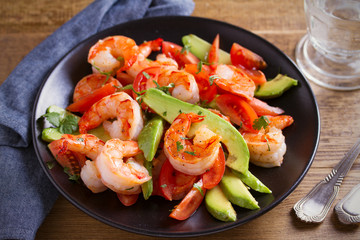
[
  {"left": 182, "top": 34, "right": 231, "bottom": 64},
  {"left": 231, "top": 169, "right": 272, "bottom": 194},
  {"left": 255, "top": 74, "right": 298, "bottom": 99},
  {"left": 205, "top": 185, "right": 237, "bottom": 222},
  {"left": 137, "top": 115, "right": 165, "bottom": 200},
  {"left": 142, "top": 88, "right": 249, "bottom": 174},
  {"left": 137, "top": 115, "right": 165, "bottom": 162},
  {"left": 220, "top": 169, "right": 259, "bottom": 210}
]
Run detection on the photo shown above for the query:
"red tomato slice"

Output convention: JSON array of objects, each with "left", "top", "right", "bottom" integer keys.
[
  {"left": 208, "top": 34, "right": 219, "bottom": 69},
  {"left": 66, "top": 82, "right": 119, "bottom": 113},
  {"left": 159, "top": 158, "right": 197, "bottom": 201},
  {"left": 230, "top": 42, "right": 267, "bottom": 70},
  {"left": 235, "top": 66, "right": 267, "bottom": 86},
  {"left": 184, "top": 64, "right": 217, "bottom": 103},
  {"left": 48, "top": 139, "right": 87, "bottom": 175},
  {"left": 202, "top": 146, "right": 225, "bottom": 189},
  {"left": 216, "top": 93, "right": 259, "bottom": 133},
  {"left": 162, "top": 41, "right": 199, "bottom": 68},
  {"left": 247, "top": 97, "right": 284, "bottom": 116},
  {"left": 117, "top": 193, "right": 139, "bottom": 206},
  {"left": 169, "top": 179, "right": 206, "bottom": 220}
]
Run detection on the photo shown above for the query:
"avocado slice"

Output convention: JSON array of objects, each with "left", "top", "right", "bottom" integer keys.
[
  {"left": 142, "top": 88, "right": 249, "bottom": 174},
  {"left": 255, "top": 74, "right": 298, "bottom": 99},
  {"left": 182, "top": 34, "right": 231, "bottom": 64},
  {"left": 205, "top": 185, "right": 237, "bottom": 222},
  {"left": 137, "top": 116, "right": 165, "bottom": 200},
  {"left": 231, "top": 169, "right": 272, "bottom": 194},
  {"left": 41, "top": 105, "right": 111, "bottom": 142},
  {"left": 137, "top": 115, "right": 165, "bottom": 162},
  {"left": 220, "top": 169, "right": 259, "bottom": 210}
]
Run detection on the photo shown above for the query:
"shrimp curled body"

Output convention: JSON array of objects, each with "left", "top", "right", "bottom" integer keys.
[
  {"left": 78, "top": 92, "right": 144, "bottom": 140},
  {"left": 95, "top": 139, "right": 151, "bottom": 194},
  {"left": 164, "top": 113, "right": 222, "bottom": 175},
  {"left": 243, "top": 126, "right": 286, "bottom": 168},
  {"left": 88, "top": 36, "right": 139, "bottom": 75},
  {"left": 57, "top": 134, "right": 107, "bottom": 193}
]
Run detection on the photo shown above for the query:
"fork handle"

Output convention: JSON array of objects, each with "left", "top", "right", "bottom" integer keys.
[{"left": 293, "top": 138, "right": 360, "bottom": 223}]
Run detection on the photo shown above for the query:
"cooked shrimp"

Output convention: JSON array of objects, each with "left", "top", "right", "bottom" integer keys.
[
  {"left": 243, "top": 126, "right": 286, "bottom": 168},
  {"left": 78, "top": 92, "right": 144, "bottom": 140},
  {"left": 58, "top": 134, "right": 105, "bottom": 160},
  {"left": 267, "top": 115, "right": 294, "bottom": 130},
  {"left": 164, "top": 113, "right": 222, "bottom": 175},
  {"left": 88, "top": 36, "right": 139, "bottom": 75},
  {"left": 80, "top": 160, "right": 108, "bottom": 193},
  {"left": 157, "top": 68, "right": 200, "bottom": 104},
  {"left": 125, "top": 39, "right": 166, "bottom": 79},
  {"left": 57, "top": 134, "right": 107, "bottom": 193},
  {"left": 213, "top": 64, "right": 256, "bottom": 100},
  {"left": 72, "top": 73, "right": 121, "bottom": 102},
  {"left": 95, "top": 139, "right": 151, "bottom": 194}
]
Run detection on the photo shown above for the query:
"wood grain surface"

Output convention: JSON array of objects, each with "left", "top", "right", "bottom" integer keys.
[{"left": 1, "top": 0, "right": 359, "bottom": 239}]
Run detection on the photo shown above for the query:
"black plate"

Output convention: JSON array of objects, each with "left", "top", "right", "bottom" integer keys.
[{"left": 32, "top": 16, "right": 320, "bottom": 237}]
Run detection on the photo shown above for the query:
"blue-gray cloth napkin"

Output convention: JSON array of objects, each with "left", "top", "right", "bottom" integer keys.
[{"left": 0, "top": 1, "right": 194, "bottom": 239}]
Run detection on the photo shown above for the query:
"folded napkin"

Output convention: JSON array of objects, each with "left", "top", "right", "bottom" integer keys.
[{"left": 0, "top": 0, "right": 194, "bottom": 239}]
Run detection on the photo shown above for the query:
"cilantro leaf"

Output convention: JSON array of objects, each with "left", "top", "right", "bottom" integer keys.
[
  {"left": 59, "top": 115, "right": 79, "bottom": 134},
  {"left": 42, "top": 112, "right": 61, "bottom": 127},
  {"left": 252, "top": 116, "right": 270, "bottom": 130},
  {"left": 176, "top": 141, "right": 184, "bottom": 151},
  {"left": 184, "top": 151, "right": 196, "bottom": 156},
  {"left": 209, "top": 75, "right": 220, "bottom": 86}
]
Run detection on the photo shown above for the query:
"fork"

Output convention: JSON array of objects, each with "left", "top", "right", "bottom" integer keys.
[{"left": 293, "top": 138, "right": 360, "bottom": 223}]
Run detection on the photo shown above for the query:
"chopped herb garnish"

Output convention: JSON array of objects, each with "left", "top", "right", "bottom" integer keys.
[
  {"left": 77, "top": 137, "right": 84, "bottom": 142},
  {"left": 197, "top": 111, "right": 202, "bottom": 115},
  {"left": 180, "top": 136, "right": 191, "bottom": 140},
  {"left": 142, "top": 71, "right": 151, "bottom": 79},
  {"left": 253, "top": 116, "right": 270, "bottom": 131},
  {"left": 160, "top": 184, "right": 167, "bottom": 188},
  {"left": 115, "top": 84, "right": 133, "bottom": 91},
  {"left": 153, "top": 80, "right": 175, "bottom": 95},
  {"left": 63, "top": 167, "right": 80, "bottom": 182},
  {"left": 264, "top": 135, "right": 271, "bottom": 151},
  {"left": 196, "top": 61, "right": 203, "bottom": 74},
  {"left": 184, "top": 151, "right": 196, "bottom": 156},
  {"left": 91, "top": 64, "right": 113, "bottom": 84},
  {"left": 193, "top": 183, "right": 204, "bottom": 196},
  {"left": 163, "top": 111, "right": 167, "bottom": 116},
  {"left": 176, "top": 141, "right": 184, "bottom": 151},
  {"left": 181, "top": 44, "right": 191, "bottom": 54},
  {"left": 46, "top": 161, "right": 55, "bottom": 170},
  {"left": 179, "top": 109, "right": 182, "bottom": 114},
  {"left": 209, "top": 75, "right": 220, "bottom": 86},
  {"left": 126, "top": 187, "right": 134, "bottom": 191}
]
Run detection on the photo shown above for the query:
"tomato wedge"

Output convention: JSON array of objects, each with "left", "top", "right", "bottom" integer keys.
[
  {"left": 184, "top": 64, "right": 217, "bottom": 103},
  {"left": 235, "top": 66, "right": 267, "bottom": 86},
  {"left": 169, "top": 179, "right": 206, "bottom": 220},
  {"left": 230, "top": 42, "right": 267, "bottom": 70},
  {"left": 159, "top": 158, "right": 197, "bottom": 201},
  {"left": 67, "top": 82, "right": 119, "bottom": 113},
  {"left": 208, "top": 34, "right": 219, "bottom": 69},
  {"left": 162, "top": 41, "right": 199, "bottom": 68},
  {"left": 117, "top": 193, "right": 139, "bottom": 206},
  {"left": 216, "top": 93, "right": 259, "bottom": 133},
  {"left": 202, "top": 146, "right": 225, "bottom": 189}
]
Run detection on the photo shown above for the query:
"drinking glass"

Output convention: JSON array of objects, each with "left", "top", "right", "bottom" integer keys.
[{"left": 296, "top": 0, "right": 360, "bottom": 90}]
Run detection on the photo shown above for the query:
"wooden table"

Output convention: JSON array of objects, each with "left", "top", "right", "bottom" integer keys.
[{"left": 1, "top": 0, "right": 359, "bottom": 239}]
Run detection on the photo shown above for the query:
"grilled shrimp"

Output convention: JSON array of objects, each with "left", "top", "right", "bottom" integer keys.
[
  {"left": 72, "top": 73, "right": 121, "bottom": 103},
  {"left": 157, "top": 68, "right": 200, "bottom": 104},
  {"left": 95, "top": 138, "right": 151, "bottom": 194},
  {"left": 78, "top": 92, "right": 144, "bottom": 140},
  {"left": 57, "top": 134, "right": 107, "bottom": 193},
  {"left": 242, "top": 115, "right": 294, "bottom": 168},
  {"left": 164, "top": 113, "right": 222, "bottom": 175},
  {"left": 88, "top": 36, "right": 139, "bottom": 75}
]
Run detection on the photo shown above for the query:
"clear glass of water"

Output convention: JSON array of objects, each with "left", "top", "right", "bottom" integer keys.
[{"left": 296, "top": 0, "right": 360, "bottom": 90}]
